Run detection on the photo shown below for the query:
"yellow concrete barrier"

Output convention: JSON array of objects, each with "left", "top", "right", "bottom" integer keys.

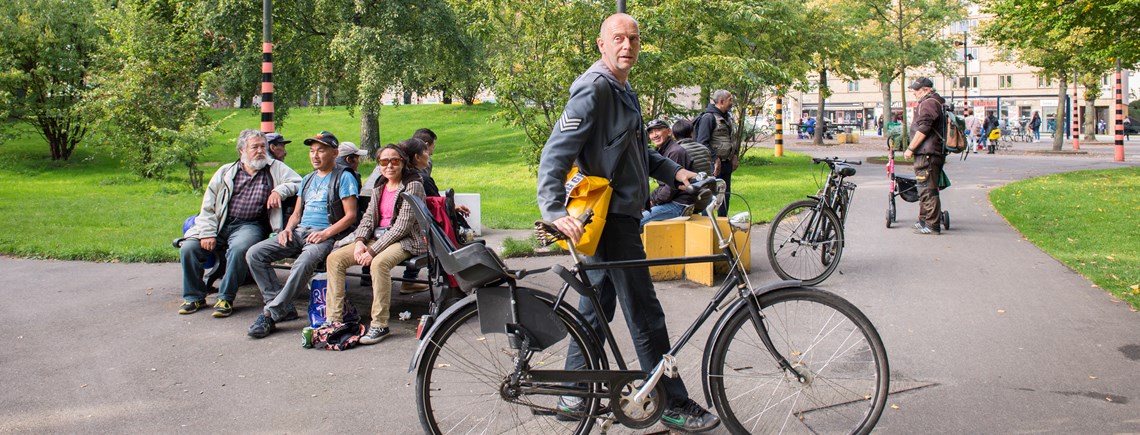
[
  {"left": 641, "top": 219, "right": 686, "bottom": 280},
  {"left": 643, "top": 216, "right": 751, "bottom": 286}
]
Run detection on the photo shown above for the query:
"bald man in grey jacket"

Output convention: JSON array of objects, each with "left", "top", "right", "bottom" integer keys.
[{"left": 535, "top": 13, "right": 718, "bottom": 433}]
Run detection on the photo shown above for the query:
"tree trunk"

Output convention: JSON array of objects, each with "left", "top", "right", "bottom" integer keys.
[
  {"left": 900, "top": 74, "right": 909, "bottom": 145},
  {"left": 1053, "top": 77, "right": 1066, "bottom": 151},
  {"left": 403, "top": 90, "right": 412, "bottom": 105},
  {"left": 442, "top": 87, "right": 453, "bottom": 105},
  {"left": 814, "top": 68, "right": 827, "bottom": 145},
  {"left": 1083, "top": 96, "right": 1097, "bottom": 142},
  {"left": 360, "top": 107, "right": 380, "bottom": 159},
  {"left": 880, "top": 78, "right": 893, "bottom": 137}
]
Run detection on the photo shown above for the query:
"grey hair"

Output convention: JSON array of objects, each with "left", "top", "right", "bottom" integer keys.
[
  {"left": 711, "top": 90, "right": 732, "bottom": 104},
  {"left": 236, "top": 129, "right": 267, "bottom": 152}
]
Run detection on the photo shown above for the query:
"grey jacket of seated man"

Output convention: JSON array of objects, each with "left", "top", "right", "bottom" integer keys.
[{"left": 536, "top": 59, "right": 681, "bottom": 220}]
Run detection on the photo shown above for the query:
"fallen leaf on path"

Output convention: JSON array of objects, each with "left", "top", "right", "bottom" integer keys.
[
  {"left": 997, "top": 309, "right": 1006, "bottom": 314},
  {"left": 890, "top": 404, "right": 900, "bottom": 410},
  {"left": 1089, "top": 375, "right": 1097, "bottom": 380}
]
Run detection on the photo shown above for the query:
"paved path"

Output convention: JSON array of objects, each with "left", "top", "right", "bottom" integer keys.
[{"left": 1, "top": 145, "right": 1138, "bottom": 434}]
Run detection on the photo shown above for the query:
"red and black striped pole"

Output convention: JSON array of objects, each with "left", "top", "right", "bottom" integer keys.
[
  {"left": 1114, "top": 59, "right": 1125, "bottom": 162},
  {"left": 1072, "top": 78, "right": 1080, "bottom": 150},
  {"left": 260, "top": 0, "right": 274, "bottom": 134},
  {"left": 775, "top": 94, "right": 784, "bottom": 157}
]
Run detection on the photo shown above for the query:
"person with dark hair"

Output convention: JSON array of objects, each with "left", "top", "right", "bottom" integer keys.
[
  {"left": 178, "top": 129, "right": 301, "bottom": 317},
  {"left": 413, "top": 128, "right": 437, "bottom": 175},
  {"left": 902, "top": 78, "right": 947, "bottom": 235},
  {"left": 265, "top": 132, "right": 291, "bottom": 161},
  {"left": 323, "top": 143, "right": 425, "bottom": 344},
  {"left": 641, "top": 119, "right": 707, "bottom": 225},
  {"left": 535, "top": 13, "right": 717, "bottom": 432},
  {"left": 245, "top": 131, "right": 359, "bottom": 338}
]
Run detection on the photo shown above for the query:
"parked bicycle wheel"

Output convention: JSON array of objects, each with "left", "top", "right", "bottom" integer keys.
[
  {"left": 416, "top": 294, "right": 604, "bottom": 435},
  {"left": 767, "top": 199, "right": 845, "bottom": 285},
  {"left": 706, "top": 287, "right": 889, "bottom": 434}
]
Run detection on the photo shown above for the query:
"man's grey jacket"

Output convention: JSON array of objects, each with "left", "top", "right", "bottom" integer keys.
[
  {"left": 537, "top": 60, "right": 681, "bottom": 221},
  {"left": 186, "top": 159, "right": 302, "bottom": 239}
]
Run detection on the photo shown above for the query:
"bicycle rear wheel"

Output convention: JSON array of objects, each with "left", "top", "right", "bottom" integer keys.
[
  {"left": 416, "top": 294, "right": 603, "bottom": 435},
  {"left": 707, "top": 287, "right": 889, "bottom": 434},
  {"left": 767, "top": 200, "right": 845, "bottom": 286}
]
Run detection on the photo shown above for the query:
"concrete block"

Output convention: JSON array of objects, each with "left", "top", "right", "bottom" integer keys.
[
  {"left": 683, "top": 217, "right": 751, "bottom": 286},
  {"left": 642, "top": 219, "right": 686, "bottom": 281}
]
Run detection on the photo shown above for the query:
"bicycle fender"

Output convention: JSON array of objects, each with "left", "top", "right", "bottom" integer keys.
[
  {"left": 699, "top": 280, "right": 802, "bottom": 406},
  {"left": 407, "top": 294, "right": 478, "bottom": 373}
]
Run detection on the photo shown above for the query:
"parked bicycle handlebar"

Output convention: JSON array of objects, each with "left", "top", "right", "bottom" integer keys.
[{"left": 812, "top": 157, "right": 863, "bottom": 165}]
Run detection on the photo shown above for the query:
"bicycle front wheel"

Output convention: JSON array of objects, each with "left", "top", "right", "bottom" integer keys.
[
  {"left": 416, "top": 294, "right": 603, "bottom": 435},
  {"left": 767, "top": 200, "right": 845, "bottom": 285},
  {"left": 707, "top": 287, "right": 889, "bottom": 434}
]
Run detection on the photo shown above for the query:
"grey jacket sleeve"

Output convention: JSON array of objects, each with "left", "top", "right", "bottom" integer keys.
[
  {"left": 270, "top": 161, "right": 302, "bottom": 198},
  {"left": 536, "top": 79, "right": 604, "bottom": 222},
  {"left": 193, "top": 164, "right": 230, "bottom": 239}
]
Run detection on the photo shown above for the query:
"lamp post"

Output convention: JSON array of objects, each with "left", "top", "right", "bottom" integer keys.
[{"left": 953, "top": 31, "right": 969, "bottom": 111}]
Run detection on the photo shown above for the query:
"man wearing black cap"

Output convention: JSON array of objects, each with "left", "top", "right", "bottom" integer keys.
[
  {"left": 266, "top": 132, "right": 290, "bottom": 161},
  {"left": 903, "top": 77, "right": 946, "bottom": 235},
  {"left": 641, "top": 119, "right": 703, "bottom": 225},
  {"left": 245, "top": 130, "right": 359, "bottom": 338}
]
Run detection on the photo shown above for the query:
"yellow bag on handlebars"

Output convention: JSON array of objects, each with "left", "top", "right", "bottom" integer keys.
[{"left": 557, "top": 166, "right": 611, "bottom": 256}]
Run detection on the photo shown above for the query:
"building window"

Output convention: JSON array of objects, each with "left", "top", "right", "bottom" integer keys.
[
  {"left": 847, "top": 81, "right": 859, "bottom": 92},
  {"left": 1037, "top": 76, "right": 1054, "bottom": 88},
  {"left": 999, "top": 75, "right": 1013, "bottom": 88}
]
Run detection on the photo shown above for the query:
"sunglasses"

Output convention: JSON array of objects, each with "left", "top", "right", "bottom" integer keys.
[{"left": 378, "top": 158, "right": 404, "bottom": 167}]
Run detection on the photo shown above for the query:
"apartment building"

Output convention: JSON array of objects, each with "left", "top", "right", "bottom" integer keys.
[{"left": 786, "top": 9, "right": 1133, "bottom": 133}]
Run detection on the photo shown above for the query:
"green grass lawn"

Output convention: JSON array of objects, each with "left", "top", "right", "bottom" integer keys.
[
  {"left": 0, "top": 104, "right": 820, "bottom": 262},
  {"left": 991, "top": 167, "right": 1140, "bottom": 310}
]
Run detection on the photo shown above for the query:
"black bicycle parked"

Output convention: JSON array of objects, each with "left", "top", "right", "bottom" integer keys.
[
  {"left": 403, "top": 176, "right": 889, "bottom": 434},
  {"left": 767, "top": 157, "right": 860, "bottom": 286}
]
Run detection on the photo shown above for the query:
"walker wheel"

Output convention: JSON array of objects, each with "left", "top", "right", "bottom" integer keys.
[{"left": 942, "top": 211, "right": 950, "bottom": 230}]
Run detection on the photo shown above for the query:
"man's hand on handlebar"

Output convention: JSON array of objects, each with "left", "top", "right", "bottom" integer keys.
[
  {"left": 552, "top": 215, "right": 585, "bottom": 245},
  {"left": 675, "top": 168, "right": 698, "bottom": 188}
]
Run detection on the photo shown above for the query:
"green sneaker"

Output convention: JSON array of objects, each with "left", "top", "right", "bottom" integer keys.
[
  {"left": 178, "top": 300, "right": 206, "bottom": 315},
  {"left": 211, "top": 300, "right": 233, "bottom": 318},
  {"left": 661, "top": 398, "right": 720, "bottom": 433}
]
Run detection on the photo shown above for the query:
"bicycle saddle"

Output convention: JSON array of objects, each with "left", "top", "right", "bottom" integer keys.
[{"left": 835, "top": 164, "right": 856, "bottom": 177}]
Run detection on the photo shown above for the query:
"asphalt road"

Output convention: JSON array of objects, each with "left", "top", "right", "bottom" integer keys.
[{"left": 2, "top": 142, "right": 1138, "bottom": 434}]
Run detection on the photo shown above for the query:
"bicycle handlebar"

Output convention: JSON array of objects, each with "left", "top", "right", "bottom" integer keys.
[{"left": 812, "top": 157, "right": 863, "bottom": 165}]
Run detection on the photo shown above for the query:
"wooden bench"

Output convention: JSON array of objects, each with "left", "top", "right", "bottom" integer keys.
[{"left": 641, "top": 216, "right": 751, "bottom": 286}]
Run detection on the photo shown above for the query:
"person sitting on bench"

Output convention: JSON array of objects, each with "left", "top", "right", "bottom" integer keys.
[
  {"left": 323, "top": 142, "right": 427, "bottom": 345},
  {"left": 245, "top": 131, "right": 359, "bottom": 338},
  {"left": 178, "top": 129, "right": 301, "bottom": 317}
]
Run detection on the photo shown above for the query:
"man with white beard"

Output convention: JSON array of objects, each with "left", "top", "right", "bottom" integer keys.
[{"left": 178, "top": 129, "right": 302, "bottom": 318}]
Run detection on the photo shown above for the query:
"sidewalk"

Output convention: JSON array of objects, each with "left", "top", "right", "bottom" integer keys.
[{"left": 1, "top": 149, "right": 1138, "bottom": 433}]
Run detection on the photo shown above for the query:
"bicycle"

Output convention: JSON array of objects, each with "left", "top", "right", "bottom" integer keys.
[
  {"left": 766, "top": 157, "right": 860, "bottom": 286},
  {"left": 404, "top": 176, "right": 889, "bottom": 435}
]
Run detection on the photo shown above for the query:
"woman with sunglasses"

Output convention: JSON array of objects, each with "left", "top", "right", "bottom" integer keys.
[{"left": 324, "top": 141, "right": 426, "bottom": 345}]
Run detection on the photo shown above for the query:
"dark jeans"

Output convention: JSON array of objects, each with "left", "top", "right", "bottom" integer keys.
[
  {"left": 563, "top": 214, "right": 689, "bottom": 406},
  {"left": 180, "top": 219, "right": 268, "bottom": 303},
  {"left": 914, "top": 154, "right": 944, "bottom": 228},
  {"left": 716, "top": 158, "right": 734, "bottom": 217}
]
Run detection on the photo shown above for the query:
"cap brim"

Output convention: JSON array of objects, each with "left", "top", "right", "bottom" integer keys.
[{"left": 304, "top": 138, "right": 336, "bottom": 147}]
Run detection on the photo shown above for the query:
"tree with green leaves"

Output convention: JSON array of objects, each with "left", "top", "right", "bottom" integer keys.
[
  {"left": 663, "top": 0, "right": 812, "bottom": 154},
  {"left": 0, "top": 0, "right": 101, "bottom": 161},
  {"left": 449, "top": 0, "right": 606, "bottom": 168},
  {"left": 844, "top": 0, "right": 961, "bottom": 142},
  {"left": 84, "top": 0, "right": 221, "bottom": 180},
  {"left": 975, "top": 0, "right": 1098, "bottom": 151}
]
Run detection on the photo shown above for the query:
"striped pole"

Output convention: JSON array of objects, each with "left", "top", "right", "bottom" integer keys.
[
  {"left": 774, "top": 95, "right": 784, "bottom": 157},
  {"left": 1071, "top": 78, "right": 1080, "bottom": 150},
  {"left": 260, "top": 0, "right": 274, "bottom": 133},
  {"left": 1114, "top": 59, "right": 1125, "bottom": 161}
]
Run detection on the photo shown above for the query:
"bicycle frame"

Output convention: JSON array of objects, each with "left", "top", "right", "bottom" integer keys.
[{"left": 408, "top": 178, "right": 805, "bottom": 413}]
